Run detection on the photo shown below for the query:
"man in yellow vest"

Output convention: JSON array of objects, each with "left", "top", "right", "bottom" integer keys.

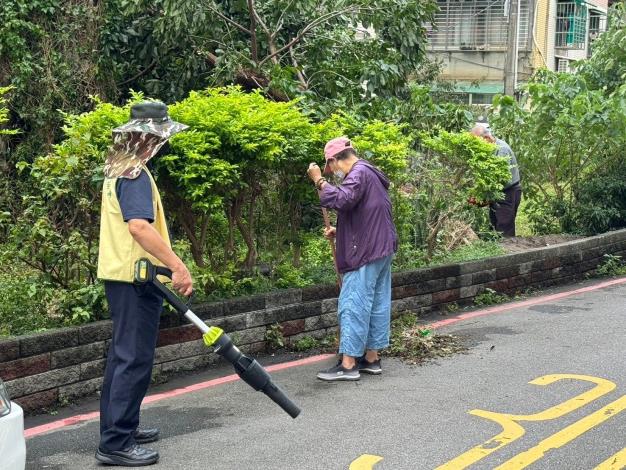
[{"left": 96, "top": 101, "right": 192, "bottom": 466}]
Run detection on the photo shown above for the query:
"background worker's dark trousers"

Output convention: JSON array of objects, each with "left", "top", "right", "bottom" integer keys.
[
  {"left": 100, "top": 282, "right": 163, "bottom": 451},
  {"left": 490, "top": 183, "right": 522, "bottom": 237}
]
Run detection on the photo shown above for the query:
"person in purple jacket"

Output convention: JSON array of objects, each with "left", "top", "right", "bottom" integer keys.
[{"left": 307, "top": 136, "right": 398, "bottom": 381}]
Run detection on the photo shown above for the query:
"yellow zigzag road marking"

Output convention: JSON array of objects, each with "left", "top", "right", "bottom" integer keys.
[
  {"left": 436, "top": 374, "right": 616, "bottom": 470},
  {"left": 349, "top": 454, "right": 384, "bottom": 470},
  {"left": 496, "top": 395, "right": 626, "bottom": 469},
  {"left": 595, "top": 448, "right": 626, "bottom": 470}
]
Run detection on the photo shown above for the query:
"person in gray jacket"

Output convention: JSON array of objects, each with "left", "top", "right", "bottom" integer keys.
[{"left": 471, "top": 125, "right": 522, "bottom": 237}]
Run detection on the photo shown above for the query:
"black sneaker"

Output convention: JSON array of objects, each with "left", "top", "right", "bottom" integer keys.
[
  {"left": 95, "top": 444, "right": 159, "bottom": 467},
  {"left": 134, "top": 428, "right": 159, "bottom": 444},
  {"left": 358, "top": 357, "right": 382, "bottom": 375},
  {"left": 316, "top": 363, "right": 360, "bottom": 381}
]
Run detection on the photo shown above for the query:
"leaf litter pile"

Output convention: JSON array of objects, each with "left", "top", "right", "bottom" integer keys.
[{"left": 384, "top": 313, "right": 467, "bottom": 365}]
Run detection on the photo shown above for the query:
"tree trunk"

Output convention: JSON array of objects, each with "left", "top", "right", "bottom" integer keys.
[
  {"left": 225, "top": 205, "right": 237, "bottom": 262},
  {"left": 176, "top": 203, "right": 206, "bottom": 268},
  {"left": 289, "top": 199, "right": 302, "bottom": 267},
  {"left": 238, "top": 189, "right": 259, "bottom": 271}
]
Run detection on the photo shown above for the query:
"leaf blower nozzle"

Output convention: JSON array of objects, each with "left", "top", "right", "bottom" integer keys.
[
  {"left": 134, "top": 258, "right": 301, "bottom": 419},
  {"left": 212, "top": 334, "right": 301, "bottom": 418}
]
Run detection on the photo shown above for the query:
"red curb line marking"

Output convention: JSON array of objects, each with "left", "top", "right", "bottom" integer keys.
[
  {"left": 428, "top": 276, "right": 626, "bottom": 329},
  {"left": 24, "top": 276, "right": 626, "bottom": 439},
  {"left": 24, "top": 354, "right": 334, "bottom": 439}
]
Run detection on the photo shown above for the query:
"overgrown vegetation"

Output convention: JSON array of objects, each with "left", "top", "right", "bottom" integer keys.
[
  {"left": 473, "top": 288, "right": 510, "bottom": 307},
  {"left": 3, "top": 3, "right": 625, "bottom": 338},
  {"left": 384, "top": 313, "right": 466, "bottom": 365},
  {"left": 0, "top": 82, "right": 503, "bottom": 336},
  {"left": 595, "top": 255, "right": 626, "bottom": 278},
  {"left": 490, "top": 4, "right": 626, "bottom": 236}
]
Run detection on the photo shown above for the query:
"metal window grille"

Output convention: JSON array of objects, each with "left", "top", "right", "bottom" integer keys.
[
  {"left": 555, "top": 1, "right": 588, "bottom": 49},
  {"left": 588, "top": 11, "right": 607, "bottom": 57},
  {"left": 427, "top": 0, "right": 531, "bottom": 51}
]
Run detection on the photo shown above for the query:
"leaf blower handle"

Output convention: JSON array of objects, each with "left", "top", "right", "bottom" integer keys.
[
  {"left": 155, "top": 266, "right": 173, "bottom": 278},
  {"left": 134, "top": 259, "right": 207, "bottom": 333}
]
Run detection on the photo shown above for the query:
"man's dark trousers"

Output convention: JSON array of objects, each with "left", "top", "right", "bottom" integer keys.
[
  {"left": 490, "top": 183, "right": 522, "bottom": 237},
  {"left": 100, "top": 281, "right": 163, "bottom": 451}
]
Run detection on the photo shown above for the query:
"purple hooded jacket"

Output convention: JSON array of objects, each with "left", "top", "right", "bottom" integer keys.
[{"left": 320, "top": 160, "right": 397, "bottom": 273}]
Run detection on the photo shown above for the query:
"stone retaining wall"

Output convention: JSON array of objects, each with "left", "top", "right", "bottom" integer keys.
[{"left": 2, "top": 229, "right": 626, "bottom": 413}]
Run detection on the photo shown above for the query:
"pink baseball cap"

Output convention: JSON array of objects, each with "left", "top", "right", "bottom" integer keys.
[{"left": 323, "top": 136, "right": 354, "bottom": 174}]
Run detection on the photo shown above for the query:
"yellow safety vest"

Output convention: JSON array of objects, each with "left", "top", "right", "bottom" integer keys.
[{"left": 97, "top": 168, "right": 171, "bottom": 283}]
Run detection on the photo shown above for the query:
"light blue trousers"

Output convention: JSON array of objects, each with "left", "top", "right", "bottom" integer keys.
[{"left": 338, "top": 255, "right": 393, "bottom": 357}]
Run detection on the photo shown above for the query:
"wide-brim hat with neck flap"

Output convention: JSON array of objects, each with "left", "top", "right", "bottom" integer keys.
[{"left": 104, "top": 101, "right": 188, "bottom": 179}]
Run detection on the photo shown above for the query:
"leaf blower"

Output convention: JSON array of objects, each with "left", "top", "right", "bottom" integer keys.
[{"left": 134, "top": 258, "right": 301, "bottom": 419}]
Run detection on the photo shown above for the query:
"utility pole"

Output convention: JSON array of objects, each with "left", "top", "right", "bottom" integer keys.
[{"left": 504, "top": 0, "right": 520, "bottom": 96}]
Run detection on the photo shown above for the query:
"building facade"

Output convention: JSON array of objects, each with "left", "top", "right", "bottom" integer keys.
[{"left": 427, "top": 0, "right": 608, "bottom": 103}]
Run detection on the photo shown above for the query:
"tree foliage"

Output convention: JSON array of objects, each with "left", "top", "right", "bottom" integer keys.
[
  {"left": 491, "top": 69, "right": 626, "bottom": 234},
  {"left": 575, "top": 3, "right": 626, "bottom": 95},
  {"left": 2, "top": 87, "right": 412, "bottom": 301},
  {"left": 99, "top": 0, "right": 437, "bottom": 106},
  {"left": 0, "top": 0, "right": 113, "bottom": 156},
  {"left": 413, "top": 131, "right": 510, "bottom": 256}
]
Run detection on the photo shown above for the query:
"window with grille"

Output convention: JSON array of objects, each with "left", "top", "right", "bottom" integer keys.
[
  {"left": 588, "top": 10, "right": 607, "bottom": 56},
  {"left": 555, "top": 1, "right": 588, "bottom": 49},
  {"left": 427, "top": 0, "right": 531, "bottom": 51}
]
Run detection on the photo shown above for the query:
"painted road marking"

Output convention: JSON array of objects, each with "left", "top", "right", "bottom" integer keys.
[
  {"left": 495, "top": 395, "right": 626, "bottom": 469},
  {"left": 595, "top": 448, "right": 626, "bottom": 470},
  {"left": 436, "top": 374, "right": 617, "bottom": 469},
  {"left": 349, "top": 454, "right": 384, "bottom": 469}
]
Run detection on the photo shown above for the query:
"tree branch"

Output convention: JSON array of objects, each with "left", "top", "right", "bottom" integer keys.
[
  {"left": 258, "top": 6, "right": 374, "bottom": 67},
  {"left": 273, "top": 0, "right": 295, "bottom": 37},
  {"left": 116, "top": 60, "right": 157, "bottom": 87},
  {"left": 250, "top": 3, "right": 279, "bottom": 64},
  {"left": 289, "top": 46, "right": 308, "bottom": 89},
  {"left": 248, "top": 0, "right": 259, "bottom": 63},
  {"left": 205, "top": 2, "right": 251, "bottom": 35}
]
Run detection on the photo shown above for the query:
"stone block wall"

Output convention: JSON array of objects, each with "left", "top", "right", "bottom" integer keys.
[{"left": 2, "top": 229, "right": 626, "bottom": 413}]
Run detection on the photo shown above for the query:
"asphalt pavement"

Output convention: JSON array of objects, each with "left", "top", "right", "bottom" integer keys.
[{"left": 24, "top": 277, "right": 626, "bottom": 470}]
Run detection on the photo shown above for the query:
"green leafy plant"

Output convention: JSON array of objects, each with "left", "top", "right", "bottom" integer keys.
[
  {"left": 292, "top": 336, "right": 319, "bottom": 352},
  {"left": 473, "top": 288, "right": 509, "bottom": 306},
  {"left": 5, "top": 96, "right": 134, "bottom": 289},
  {"left": 491, "top": 65, "right": 626, "bottom": 235},
  {"left": 264, "top": 323, "right": 285, "bottom": 351},
  {"left": 576, "top": 4, "right": 626, "bottom": 95},
  {"left": 596, "top": 255, "right": 626, "bottom": 277}
]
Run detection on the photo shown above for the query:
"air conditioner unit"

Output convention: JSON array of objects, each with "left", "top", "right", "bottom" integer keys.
[{"left": 557, "top": 58, "right": 569, "bottom": 73}]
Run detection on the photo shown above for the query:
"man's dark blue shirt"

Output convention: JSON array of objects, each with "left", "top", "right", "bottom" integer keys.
[{"left": 116, "top": 170, "right": 154, "bottom": 223}]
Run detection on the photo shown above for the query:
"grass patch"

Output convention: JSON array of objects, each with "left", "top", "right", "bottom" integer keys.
[
  {"left": 291, "top": 334, "right": 337, "bottom": 352},
  {"left": 384, "top": 313, "right": 466, "bottom": 365},
  {"left": 434, "top": 240, "right": 505, "bottom": 265}
]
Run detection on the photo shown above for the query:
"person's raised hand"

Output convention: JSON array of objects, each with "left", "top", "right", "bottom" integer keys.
[{"left": 307, "top": 162, "right": 322, "bottom": 183}]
